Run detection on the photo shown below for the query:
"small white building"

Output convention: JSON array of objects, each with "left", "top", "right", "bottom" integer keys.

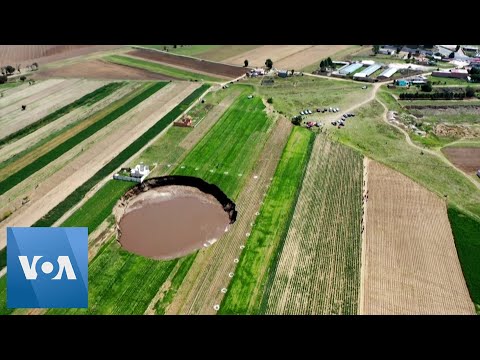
[{"left": 113, "top": 163, "right": 150, "bottom": 183}]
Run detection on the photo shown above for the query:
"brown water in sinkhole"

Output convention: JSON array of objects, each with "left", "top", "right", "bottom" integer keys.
[{"left": 117, "top": 186, "right": 230, "bottom": 260}]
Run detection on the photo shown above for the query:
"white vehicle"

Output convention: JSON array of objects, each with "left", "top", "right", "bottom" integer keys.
[
  {"left": 329, "top": 107, "right": 333, "bottom": 112},
  {"left": 308, "top": 110, "right": 312, "bottom": 114},
  {"left": 300, "top": 111, "right": 305, "bottom": 115}
]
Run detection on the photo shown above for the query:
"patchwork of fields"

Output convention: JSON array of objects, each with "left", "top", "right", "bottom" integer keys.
[{"left": 1, "top": 45, "right": 479, "bottom": 315}]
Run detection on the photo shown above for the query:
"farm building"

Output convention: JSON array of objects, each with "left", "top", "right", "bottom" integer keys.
[
  {"left": 395, "top": 79, "right": 410, "bottom": 86},
  {"left": 338, "top": 63, "right": 363, "bottom": 75},
  {"left": 377, "top": 67, "right": 398, "bottom": 79},
  {"left": 353, "top": 64, "right": 382, "bottom": 80},
  {"left": 432, "top": 69, "right": 469, "bottom": 79},
  {"left": 113, "top": 163, "right": 150, "bottom": 183},
  {"left": 463, "top": 46, "right": 478, "bottom": 52},
  {"left": 278, "top": 70, "right": 289, "bottom": 78},
  {"left": 378, "top": 48, "right": 396, "bottom": 55}
]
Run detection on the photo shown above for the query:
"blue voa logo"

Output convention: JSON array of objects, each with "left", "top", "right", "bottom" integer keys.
[{"left": 7, "top": 227, "right": 88, "bottom": 309}]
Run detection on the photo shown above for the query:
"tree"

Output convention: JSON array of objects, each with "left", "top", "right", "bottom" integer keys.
[
  {"left": 244, "top": 59, "right": 249, "bottom": 67},
  {"left": 407, "top": 52, "right": 412, "bottom": 59},
  {"left": 163, "top": 46, "right": 167, "bottom": 51},
  {"left": 267, "top": 97, "right": 273, "bottom": 104},
  {"left": 291, "top": 69, "right": 294, "bottom": 76},
  {"left": 31, "top": 62, "right": 38, "bottom": 71},
  {"left": 173, "top": 45, "right": 177, "bottom": 49},
  {"left": 372, "top": 45, "right": 380, "bottom": 55},
  {"left": 265, "top": 58, "right": 273, "bottom": 69},
  {"left": 397, "top": 46, "right": 402, "bottom": 54},
  {"left": 320, "top": 59, "right": 325, "bottom": 69},
  {"left": 0, "top": 75, "right": 7, "bottom": 84},
  {"left": 466, "top": 86, "right": 475, "bottom": 98},
  {"left": 291, "top": 115, "right": 302, "bottom": 126},
  {"left": 449, "top": 52, "right": 455, "bottom": 59},
  {"left": 421, "top": 81, "right": 432, "bottom": 92},
  {"left": 327, "top": 57, "right": 333, "bottom": 67},
  {"left": 455, "top": 45, "right": 460, "bottom": 52},
  {"left": 20, "top": 76, "right": 26, "bottom": 82},
  {"left": 5, "top": 65, "right": 15, "bottom": 75}
]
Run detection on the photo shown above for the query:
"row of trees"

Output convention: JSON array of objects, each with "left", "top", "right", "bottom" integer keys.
[
  {"left": 319, "top": 57, "right": 333, "bottom": 71},
  {"left": 469, "top": 67, "right": 480, "bottom": 83},
  {"left": 0, "top": 62, "right": 38, "bottom": 76},
  {"left": 399, "top": 91, "right": 468, "bottom": 100}
]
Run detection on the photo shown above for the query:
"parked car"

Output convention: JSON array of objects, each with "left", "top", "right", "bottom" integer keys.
[
  {"left": 331, "top": 121, "right": 337, "bottom": 126},
  {"left": 300, "top": 111, "right": 305, "bottom": 115},
  {"left": 308, "top": 110, "right": 312, "bottom": 114}
]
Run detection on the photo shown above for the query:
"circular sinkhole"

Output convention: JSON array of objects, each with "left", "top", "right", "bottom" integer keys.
[{"left": 114, "top": 176, "right": 237, "bottom": 260}]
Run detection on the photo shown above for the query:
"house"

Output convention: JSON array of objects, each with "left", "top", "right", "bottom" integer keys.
[
  {"left": 379, "top": 48, "right": 396, "bottom": 55},
  {"left": 113, "top": 163, "right": 150, "bottom": 183},
  {"left": 395, "top": 79, "right": 410, "bottom": 86},
  {"left": 377, "top": 67, "right": 398, "bottom": 80},
  {"left": 432, "top": 68, "right": 469, "bottom": 79}
]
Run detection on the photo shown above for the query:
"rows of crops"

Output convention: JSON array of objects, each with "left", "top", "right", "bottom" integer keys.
[
  {"left": 45, "top": 90, "right": 272, "bottom": 315},
  {"left": 32, "top": 84, "right": 209, "bottom": 228},
  {"left": 219, "top": 127, "right": 314, "bottom": 314},
  {"left": 0, "top": 82, "right": 125, "bottom": 147},
  {"left": 105, "top": 55, "right": 222, "bottom": 82},
  {"left": 263, "top": 136, "right": 363, "bottom": 315},
  {"left": 0, "top": 82, "right": 167, "bottom": 196}
]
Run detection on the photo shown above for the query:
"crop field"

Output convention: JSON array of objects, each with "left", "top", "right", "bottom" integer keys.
[
  {"left": 139, "top": 45, "right": 261, "bottom": 62},
  {"left": 264, "top": 136, "right": 363, "bottom": 315},
  {"left": 222, "top": 45, "right": 313, "bottom": 68},
  {"left": 127, "top": 49, "right": 247, "bottom": 78},
  {"left": 361, "top": 160, "right": 474, "bottom": 314},
  {"left": 105, "top": 55, "right": 223, "bottom": 82},
  {"left": 0, "top": 79, "right": 110, "bottom": 140},
  {"left": 0, "top": 82, "right": 167, "bottom": 196},
  {"left": 220, "top": 127, "right": 314, "bottom": 314}
]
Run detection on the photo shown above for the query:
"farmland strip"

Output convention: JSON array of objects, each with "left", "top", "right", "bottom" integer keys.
[
  {"left": 0, "top": 82, "right": 124, "bottom": 147},
  {"left": 219, "top": 127, "right": 314, "bottom": 314},
  {"left": 105, "top": 55, "right": 223, "bottom": 82},
  {"left": 0, "top": 82, "right": 167, "bottom": 196}
]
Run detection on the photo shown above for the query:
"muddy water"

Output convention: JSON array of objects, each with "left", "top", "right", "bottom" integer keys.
[{"left": 118, "top": 187, "right": 230, "bottom": 260}]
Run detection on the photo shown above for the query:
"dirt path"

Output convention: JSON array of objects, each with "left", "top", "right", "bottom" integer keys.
[
  {"left": 361, "top": 160, "right": 475, "bottom": 314},
  {"left": 0, "top": 81, "right": 136, "bottom": 164},
  {"left": 0, "top": 82, "right": 200, "bottom": 249},
  {"left": 358, "top": 157, "right": 369, "bottom": 314},
  {"left": 166, "top": 117, "right": 292, "bottom": 315},
  {"left": 376, "top": 96, "right": 480, "bottom": 191}
]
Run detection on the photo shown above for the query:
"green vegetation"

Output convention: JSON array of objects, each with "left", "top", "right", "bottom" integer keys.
[
  {"left": 47, "top": 238, "right": 177, "bottom": 315},
  {"left": 0, "top": 248, "right": 5, "bottom": 270},
  {"left": 0, "top": 82, "right": 166, "bottom": 196},
  {"left": 141, "top": 45, "right": 220, "bottom": 57},
  {"left": 447, "top": 206, "right": 480, "bottom": 309},
  {"left": 330, "top": 100, "right": 480, "bottom": 219},
  {"left": 249, "top": 76, "right": 371, "bottom": 118},
  {"left": 220, "top": 127, "right": 314, "bottom": 314},
  {"left": 33, "top": 84, "right": 209, "bottom": 227},
  {"left": 0, "top": 81, "right": 24, "bottom": 91},
  {"left": 155, "top": 254, "right": 197, "bottom": 314},
  {"left": 0, "top": 277, "right": 12, "bottom": 315},
  {"left": 61, "top": 180, "right": 133, "bottom": 233},
  {"left": 105, "top": 55, "right": 222, "bottom": 82},
  {"left": 0, "top": 82, "right": 125, "bottom": 146}
]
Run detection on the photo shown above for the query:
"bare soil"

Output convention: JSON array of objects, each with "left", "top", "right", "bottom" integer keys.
[
  {"left": 0, "top": 45, "right": 123, "bottom": 68},
  {"left": 33, "top": 59, "right": 178, "bottom": 80},
  {"left": 116, "top": 186, "right": 230, "bottom": 260},
  {"left": 127, "top": 49, "right": 247, "bottom": 78},
  {"left": 441, "top": 147, "right": 480, "bottom": 174},
  {"left": 361, "top": 160, "right": 475, "bottom": 315},
  {"left": 222, "top": 45, "right": 313, "bottom": 68},
  {"left": 275, "top": 45, "right": 352, "bottom": 70}
]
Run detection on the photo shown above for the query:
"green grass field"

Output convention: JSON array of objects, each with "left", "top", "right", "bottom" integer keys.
[
  {"left": 447, "top": 206, "right": 480, "bottom": 311},
  {"left": 61, "top": 180, "right": 133, "bottom": 233},
  {"left": 0, "top": 81, "right": 25, "bottom": 91},
  {"left": 0, "top": 82, "right": 166, "bottom": 196},
  {"left": 0, "top": 82, "right": 125, "bottom": 146},
  {"left": 105, "top": 55, "right": 223, "bottom": 82},
  {"left": 219, "top": 127, "right": 314, "bottom": 314},
  {"left": 0, "top": 277, "right": 12, "bottom": 315},
  {"left": 248, "top": 76, "right": 371, "bottom": 119}
]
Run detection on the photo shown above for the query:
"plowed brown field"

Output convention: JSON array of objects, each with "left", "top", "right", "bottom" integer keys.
[{"left": 360, "top": 160, "right": 475, "bottom": 315}]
